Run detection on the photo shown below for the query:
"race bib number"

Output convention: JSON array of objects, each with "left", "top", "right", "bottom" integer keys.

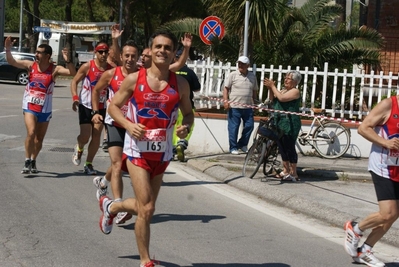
[
  {"left": 137, "top": 129, "right": 167, "bottom": 152},
  {"left": 387, "top": 149, "right": 399, "bottom": 166},
  {"left": 28, "top": 91, "right": 45, "bottom": 105}
]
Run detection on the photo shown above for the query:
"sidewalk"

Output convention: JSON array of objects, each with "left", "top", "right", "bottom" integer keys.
[{"left": 185, "top": 153, "right": 399, "bottom": 248}]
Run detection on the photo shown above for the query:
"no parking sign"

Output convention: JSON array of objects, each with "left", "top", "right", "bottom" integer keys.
[{"left": 199, "top": 16, "right": 225, "bottom": 45}]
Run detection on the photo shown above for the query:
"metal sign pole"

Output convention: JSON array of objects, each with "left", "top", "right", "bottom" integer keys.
[
  {"left": 19, "top": 0, "right": 23, "bottom": 52},
  {"left": 243, "top": 0, "right": 249, "bottom": 57}
]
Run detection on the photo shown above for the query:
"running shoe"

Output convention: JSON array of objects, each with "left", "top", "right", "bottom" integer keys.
[
  {"left": 176, "top": 144, "right": 185, "bottom": 162},
  {"left": 21, "top": 159, "right": 31, "bottom": 174},
  {"left": 115, "top": 212, "right": 133, "bottom": 225},
  {"left": 84, "top": 164, "right": 97, "bottom": 175},
  {"left": 99, "top": 196, "right": 115, "bottom": 235},
  {"left": 72, "top": 144, "right": 83, "bottom": 166},
  {"left": 93, "top": 176, "right": 108, "bottom": 201},
  {"left": 140, "top": 260, "right": 159, "bottom": 267},
  {"left": 344, "top": 220, "right": 362, "bottom": 257},
  {"left": 353, "top": 248, "right": 385, "bottom": 267},
  {"left": 30, "top": 160, "right": 38, "bottom": 173}
]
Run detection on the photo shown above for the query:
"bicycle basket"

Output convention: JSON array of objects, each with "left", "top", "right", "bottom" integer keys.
[{"left": 258, "top": 124, "right": 281, "bottom": 141}]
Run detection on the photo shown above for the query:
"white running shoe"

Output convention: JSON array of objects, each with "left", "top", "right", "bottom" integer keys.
[
  {"left": 354, "top": 249, "right": 386, "bottom": 267},
  {"left": 115, "top": 212, "right": 133, "bottom": 225},
  {"left": 93, "top": 176, "right": 108, "bottom": 201},
  {"left": 344, "top": 220, "right": 362, "bottom": 257},
  {"left": 72, "top": 144, "right": 83, "bottom": 166},
  {"left": 99, "top": 196, "right": 115, "bottom": 235},
  {"left": 30, "top": 160, "right": 38, "bottom": 173}
]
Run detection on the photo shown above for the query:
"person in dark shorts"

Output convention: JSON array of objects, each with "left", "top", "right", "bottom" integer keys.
[{"left": 344, "top": 95, "right": 399, "bottom": 267}]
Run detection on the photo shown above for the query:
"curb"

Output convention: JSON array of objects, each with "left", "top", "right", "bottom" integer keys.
[{"left": 186, "top": 159, "right": 399, "bottom": 248}]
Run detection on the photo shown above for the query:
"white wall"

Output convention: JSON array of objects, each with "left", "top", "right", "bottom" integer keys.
[{"left": 187, "top": 115, "right": 370, "bottom": 158}]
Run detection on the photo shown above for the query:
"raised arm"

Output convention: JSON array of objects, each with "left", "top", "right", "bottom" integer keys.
[
  {"left": 111, "top": 24, "right": 123, "bottom": 66},
  {"left": 54, "top": 47, "right": 76, "bottom": 78},
  {"left": 4, "top": 36, "right": 33, "bottom": 70},
  {"left": 169, "top": 33, "right": 192, "bottom": 72}
]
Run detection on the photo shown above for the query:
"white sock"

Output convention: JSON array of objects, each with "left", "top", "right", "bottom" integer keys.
[
  {"left": 101, "top": 176, "right": 110, "bottom": 187},
  {"left": 114, "top": 198, "right": 122, "bottom": 202},
  {"left": 360, "top": 243, "right": 372, "bottom": 252},
  {"left": 354, "top": 223, "right": 363, "bottom": 235}
]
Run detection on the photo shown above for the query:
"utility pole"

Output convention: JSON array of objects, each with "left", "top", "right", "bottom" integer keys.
[
  {"left": 243, "top": 1, "right": 249, "bottom": 57},
  {"left": 19, "top": 0, "right": 23, "bottom": 52},
  {"left": 0, "top": 0, "right": 5, "bottom": 51}
]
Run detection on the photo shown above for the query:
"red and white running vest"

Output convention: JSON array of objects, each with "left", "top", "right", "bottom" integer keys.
[
  {"left": 22, "top": 62, "right": 54, "bottom": 113},
  {"left": 123, "top": 68, "right": 180, "bottom": 161},
  {"left": 369, "top": 96, "right": 399, "bottom": 182},
  {"left": 104, "top": 66, "right": 129, "bottom": 127},
  {"left": 79, "top": 60, "right": 112, "bottom": 110}
]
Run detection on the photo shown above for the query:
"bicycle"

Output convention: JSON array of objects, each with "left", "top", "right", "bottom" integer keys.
[
  {"left": 242, "top": 114, "right": 282, "bottom": 179},
  {"left": 297, "top": 108, "right": 351, "bottom": 159}
]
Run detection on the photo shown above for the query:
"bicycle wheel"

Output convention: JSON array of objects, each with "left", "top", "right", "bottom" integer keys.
[
  {"left": 312, "top": 122, "right": 350, "bottom": 159},
  {"left": 263, "top": 140, "right": 279, "bottom": 176},
  {"left": 242, "top": 137, "right": 267, "bottom": 178}
]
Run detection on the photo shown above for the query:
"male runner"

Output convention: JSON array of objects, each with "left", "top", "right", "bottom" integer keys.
[
  {"left": 100, "top": 30, "right": 194, "bottom": 267},
  {"left": 4, "top": 36, "right": 76, "bottom": 173},
  {"left": 91, "top": 40, "right": 139, "bottom": 225}
]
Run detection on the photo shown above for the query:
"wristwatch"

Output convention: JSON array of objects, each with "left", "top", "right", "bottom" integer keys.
[{"left": 91, "top": 110, "right": 100, "bottom": 116}]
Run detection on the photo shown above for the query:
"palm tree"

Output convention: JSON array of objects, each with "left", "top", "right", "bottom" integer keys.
[{"left": 254, "top": 0, "right": 384, "bottom": 70}]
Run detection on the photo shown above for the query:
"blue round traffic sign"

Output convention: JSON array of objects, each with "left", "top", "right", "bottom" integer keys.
[{"left": 199, "top": 16, "right": 225, "bottom": 45}]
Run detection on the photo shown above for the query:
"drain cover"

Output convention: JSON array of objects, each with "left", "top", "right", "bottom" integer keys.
[{"left": 48, "top": 147, "right": 74, "bottom": 152}]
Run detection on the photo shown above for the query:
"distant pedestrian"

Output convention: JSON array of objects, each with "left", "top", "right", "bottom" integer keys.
[
  {"left": 4, "top": 36, "right": 76, "bottom": 174},
  {"left": 223, "top": 56, "right": 258, "bottom": 154},
  {"left": 344, "top": 95, "right": 399, "bottom": 267}
]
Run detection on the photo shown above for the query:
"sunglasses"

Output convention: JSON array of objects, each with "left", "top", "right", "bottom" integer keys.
[
  {"left": 97, "top": 50, "right": 109, "bottom": 55},
  {"left": 35, "top": 51, "right": 47, "bottom": 55}
]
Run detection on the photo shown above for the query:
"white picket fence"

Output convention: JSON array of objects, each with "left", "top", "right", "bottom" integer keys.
[{"left": 189, "top": 58, "right": 399, "bottom": 120}]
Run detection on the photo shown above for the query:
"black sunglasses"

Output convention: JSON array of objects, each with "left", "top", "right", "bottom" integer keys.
[
  {"left": 35, "top": 51, "right": 47, "bottom": 55},
  {"left": 97, "top": 50, "right": 109, "bottom": 55}
]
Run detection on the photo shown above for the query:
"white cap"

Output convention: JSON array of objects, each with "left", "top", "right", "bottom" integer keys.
[{"left": 237, "top": 56, "right": 250, "bottom": 64}]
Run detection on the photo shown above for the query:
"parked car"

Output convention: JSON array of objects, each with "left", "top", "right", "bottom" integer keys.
[{"left": 0, "top": 51, "right": 36, "bottom": 85}]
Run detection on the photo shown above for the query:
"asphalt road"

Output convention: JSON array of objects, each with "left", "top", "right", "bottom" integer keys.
[{"left": 0, "top": 79, "right": 398, "bottom": 267}]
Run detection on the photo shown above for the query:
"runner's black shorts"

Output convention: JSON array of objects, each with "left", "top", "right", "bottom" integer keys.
[
  {"left": 78, "top": 104, "right": 106, "bottom": 125},
  {"left": 370, "top": 171, "right": 399, "bottom": 201},
  {"left": 106, "top": 124, "right": 126, "bottom": 148}
]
